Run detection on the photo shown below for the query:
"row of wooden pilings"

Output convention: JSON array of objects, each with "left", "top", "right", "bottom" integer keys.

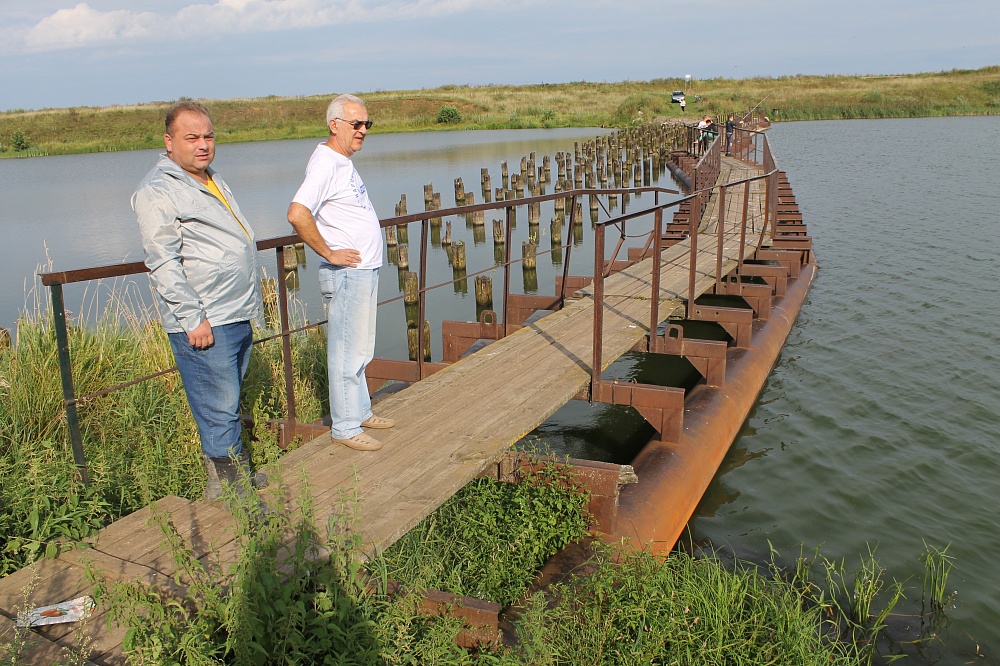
[
  {"left": 218, "top": 121, "right": 693, "bottom": 364},
  {"left": 380, "top": 121, "right": 694, "bottom": 362}
]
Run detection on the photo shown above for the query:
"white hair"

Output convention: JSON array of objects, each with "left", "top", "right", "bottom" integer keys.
[{"left": 325, "top": 94, "right": 366, "bottom": 127}]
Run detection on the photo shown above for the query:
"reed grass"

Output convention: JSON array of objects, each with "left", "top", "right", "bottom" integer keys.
[{"left": 2, "top": 67, "right": 997, "bottom": 156}]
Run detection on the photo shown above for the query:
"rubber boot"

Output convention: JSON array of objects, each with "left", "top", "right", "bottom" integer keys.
[
  {"left": 205, "top": 456, "right": 270, "bottom": 516},
  {"left": 204, "top": 453, "right": 268, "bottom": 501},
  {"left": 237, "top": 450, "right": 269, "bottom": 490}
]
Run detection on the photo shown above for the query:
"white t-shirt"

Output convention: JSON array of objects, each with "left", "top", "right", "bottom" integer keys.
[{"left": 291, "top": 143, "right": 383, "bottom": 269}]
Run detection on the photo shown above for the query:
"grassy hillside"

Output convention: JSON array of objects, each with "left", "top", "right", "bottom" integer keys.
[{"left": 1, "top": 66, "right": 998, "bottom": 156}]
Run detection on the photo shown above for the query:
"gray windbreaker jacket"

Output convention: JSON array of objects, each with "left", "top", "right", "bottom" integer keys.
[{"left": 132, "top": 155, "right": 262, "bottom": 334}]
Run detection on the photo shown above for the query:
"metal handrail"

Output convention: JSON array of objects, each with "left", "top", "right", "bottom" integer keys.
[{"left": 39, "top": 124, "right": 777, "bottom": 484}]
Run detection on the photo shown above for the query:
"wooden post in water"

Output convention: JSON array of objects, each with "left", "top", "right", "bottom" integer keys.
[
  {"left": 521, "top": 241, "right": 537, "bottom": 269},
  {"left": 397, "top": 244, "right": 409, "bottom": 269},
  {"left": 396, "top": 194, "right": 408, "bottom": 216},
  {"left": 512, "top": 173, "right": 523, "bottom": 198},
  {"left": 468, "top": 192, "right": 484, "bottom": 226},
  {"left": 403, "top": 271, "right": 419, "bottom": 305},
  {"left": 452, "top": 241, "right": 467, "bottom": 270},
  {"left": 474, "top": 275, "right": 493, "bottom": 309},
  {"left": 443, "top": 220, "right": 452, "bottom": 246},
  {"left": 423, "top": 183, "right": 434, "bottom": 207},
  {"left": 454, "top": 177, "right": 466, "bottom": 206},
  {"left": 528, "top": 199, "right": 540, "bottom": 226},
  {"left": 493, "top": 219, "right": 505, "bottom": 245},
  {"left": 385, "top": 224, "right": 398, "bottom": 246},
  {"left": 294, "top": 242, "right": 306, "bottom": 265},
  {"left": 501, "top": 161, "right": 509, "bottom": 189},
  {"left": 481, "top": 168, "right": 492, "bottom": 202},
  {"left": 283, "top": 246, "right": 298, "bottom": 271},
  {"left": 407, "top": 322, "right": 431, "bottom": 361}
]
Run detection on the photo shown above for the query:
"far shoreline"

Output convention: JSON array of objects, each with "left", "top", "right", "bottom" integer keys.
[{"left": 1, "top": 67, "right": 998, "bottom": 158}]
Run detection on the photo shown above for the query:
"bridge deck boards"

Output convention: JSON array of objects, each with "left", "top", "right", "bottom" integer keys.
[{"left": 0, "top": 158, "right": 766, "bottom": 664}]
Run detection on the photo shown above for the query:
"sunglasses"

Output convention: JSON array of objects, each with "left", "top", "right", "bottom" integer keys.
[{"left": 336, "top": 118, "right": 373, "bottom": 130}]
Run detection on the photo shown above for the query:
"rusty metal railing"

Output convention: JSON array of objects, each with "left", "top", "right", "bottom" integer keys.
[{"left": 38, "top": 126, "right": 777, "bottom": 484}]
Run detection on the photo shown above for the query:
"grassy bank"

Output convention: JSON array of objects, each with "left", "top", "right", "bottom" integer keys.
[
  {"left": 0, "top": 283, "right": 955, "bottom": 663},
  {"left": 1, "top": 67, "right": 997, "bottom": 156}
]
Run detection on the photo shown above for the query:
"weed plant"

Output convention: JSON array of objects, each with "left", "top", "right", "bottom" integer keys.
[{"left": 380, "top": 463, "right": 591, "bottom": 606}]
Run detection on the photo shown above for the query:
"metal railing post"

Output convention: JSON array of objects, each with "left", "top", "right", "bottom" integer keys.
[
  {"left": 715, "top": 185, "right": 727, "bottom": 293},
  {"left": 418, "top": 218, "right": 430, "bottom": 378},
  {"left": 687, "top": 194, "right": 699, "bottom": 318},
  {"left": 649, "top": 208, "right": 663, "bottom": 351},
  {"left": 502, "top": 205, "right": 513, "bottom": 336},
  {"left": 275, "top": 246, "right": 296, "bottom": 435},
  {"left": 591, "top": 222, "right": 606, "bottom": 398},
  {"left": 50, "top": 283, "right": 90, "bottom": 486},
  {"left": 739, "top": 180, "right": 750, "bottom": 272}
]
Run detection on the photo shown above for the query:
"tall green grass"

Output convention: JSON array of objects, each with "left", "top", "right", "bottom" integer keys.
[
  {"left": 1, "top": 460, "right": 952, "bottom": 665},
  {"left": 0, "top": 284, "right": 326, "bottom": 576}
]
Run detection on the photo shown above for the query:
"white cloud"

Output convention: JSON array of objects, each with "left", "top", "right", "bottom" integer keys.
[{"left": 13, "top": 0, "right": 487, "bottom": 53}]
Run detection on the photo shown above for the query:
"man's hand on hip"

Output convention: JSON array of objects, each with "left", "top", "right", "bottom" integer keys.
[
  {"left": 188, "top": 319, "right": 214, "bottom": 349},
  {"left": 327, "top": 248, "right": 362, "bottom": 267}
]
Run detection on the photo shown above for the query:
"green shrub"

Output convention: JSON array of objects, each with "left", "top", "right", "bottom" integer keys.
[
  {"left": 10, "top": 130, "right": 28, "bottom": 152},
  {"left": 436, "top": 105, "right": 462, "bottom": 124}
]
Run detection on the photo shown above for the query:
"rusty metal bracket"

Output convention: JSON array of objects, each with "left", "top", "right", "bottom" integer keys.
[
  {"left": 740, "top": 260, "right": 789, "bottom": 296},
  {"left": 591, "top": 379, "right": 685, "bottom": 443},
  {"left": 441, "top": 310, "right": 506, "bottom": 362},
  {"left": 688, "top": 304, "right": 754, "bottom": 349},
  {"left": 635, "top": 323, "right": 728, "bottom": 386},
  {"left": 505, "top": 294, "right": 562, "bottom": 327},
  {"left": 755, "top": 249, "right": 803, "bottom": 279},
  {"left": 554, "top": 275, "right": 594, "bottom": 299},
  {"left": 713, "top": 275, "right": 773, "bottom": 320},
  {"left": 365, "top": 358, "right": 450, "bottom": 392}
]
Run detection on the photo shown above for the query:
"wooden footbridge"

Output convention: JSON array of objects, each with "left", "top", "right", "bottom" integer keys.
[{"left": 0, "top": 123, "right": 815, "bottom": 662}]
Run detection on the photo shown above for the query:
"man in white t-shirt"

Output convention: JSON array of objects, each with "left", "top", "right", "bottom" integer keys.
[{"left": 287, "top": 94, "right": 394, "bottom": 451}]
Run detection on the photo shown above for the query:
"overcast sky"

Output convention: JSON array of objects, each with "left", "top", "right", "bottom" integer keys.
[{"left": 1, "top": 0, "right": 998, "bottom": 111}]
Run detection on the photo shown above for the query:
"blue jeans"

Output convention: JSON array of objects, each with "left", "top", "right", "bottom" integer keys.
[
  {"left": 319, "top": 265, "right": 378, "bottom": 439},
  {"left": 168, "top": 321, "right": 253, "bottom": 459}
]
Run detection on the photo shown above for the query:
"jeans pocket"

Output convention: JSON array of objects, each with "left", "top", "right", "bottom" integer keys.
[{"left": 318, "top": 265, "right": 341, "bottom": 300}]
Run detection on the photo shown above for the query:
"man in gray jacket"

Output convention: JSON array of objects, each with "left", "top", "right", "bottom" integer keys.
[{"left": 132, "top": 100, "right": 266, "bottom": 502}]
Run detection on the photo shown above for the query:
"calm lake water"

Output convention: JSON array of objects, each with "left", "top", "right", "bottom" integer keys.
[{"left": 1, "top": 119, "right": 997, "bottom": 663}]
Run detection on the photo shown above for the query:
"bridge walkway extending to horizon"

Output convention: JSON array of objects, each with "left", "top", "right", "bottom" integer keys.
[{"left": 0, "top": 155, "right": 776, "bottom": 664}]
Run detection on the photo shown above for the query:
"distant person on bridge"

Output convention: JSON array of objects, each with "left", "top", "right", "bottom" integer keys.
[
  {"left": 697, "top": 115, "right": 712, "bottom": 152},
  {"left": 132, "top": 101, "right": 267, "bottom": 503},
  {"left": 287, "top": 94, "right": 394, "bottom": 452},
  {"left": 725, "top": 114, "right": 739, "bottom": 155}
]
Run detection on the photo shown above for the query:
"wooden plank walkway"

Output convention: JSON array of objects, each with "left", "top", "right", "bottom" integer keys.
[{"left": 0, "top": 157, "right": 766, "bottom": 663}]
